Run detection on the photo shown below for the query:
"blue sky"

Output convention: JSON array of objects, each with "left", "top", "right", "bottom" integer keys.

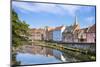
[{"left": 12, "top": 1, "right": 96, "bottom": 28}]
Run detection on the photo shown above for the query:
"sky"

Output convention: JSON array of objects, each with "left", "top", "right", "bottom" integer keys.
[{"left": 12, "top": 1, "right": 96, "bottom": 28}]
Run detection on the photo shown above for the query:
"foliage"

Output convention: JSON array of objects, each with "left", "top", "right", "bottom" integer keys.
[{"left": 12, "top": 10, "right": 30, "bottom": 48}]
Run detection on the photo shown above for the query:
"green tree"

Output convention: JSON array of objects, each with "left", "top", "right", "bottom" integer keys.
[{"left": 12, "top": 10, "right": 30, "bottom": 48}]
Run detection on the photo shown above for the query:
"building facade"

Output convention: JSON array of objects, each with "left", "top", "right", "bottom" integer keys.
[
  {"left": 78, "top": 28, "right": 88, "bottom": 43},
  {"left": 29, "top": 17, "right": 96, "bottom": 43},
  {"left": 30, "top": 28, "right": 45, "bottom": 41},
  {"left": 52, "top": 26, "right": 66, "bottom": 41},
  {"left": 62, "top": 17, "right": 80, "bottom": 43},
  {"left": 86, "top": 24, "right": 96, "bottom": 43}
]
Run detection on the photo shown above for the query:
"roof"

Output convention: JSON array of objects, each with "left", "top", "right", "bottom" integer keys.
[
  {"left": 30, "top": 28, "right": 45, "bottom": 33},
  {"left": 76, "top": 24, "right": 96, "bottom": 33},
  {"left": 64, "top": 24, "right": 79, "bottom": 33},
  {"left": 88, "top": 24, "right": 96, "bottom": 33},
  {"left": 80, "top": 28, "right": 88, "bottom": 33},
  {"left": 47, "top": 27, "right": 54, "bottom": 32},
  {"left": 74, "top": 29, "right": 81, "bottom": 33},
  {"left": 54, "top": 26, "right": 65, "bottom": 31}
]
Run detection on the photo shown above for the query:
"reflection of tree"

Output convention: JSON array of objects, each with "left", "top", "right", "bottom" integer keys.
[
  {"left": 12, "top": 52, "right": 21, "bottom": 66},
  {"left": 62, "top": 52, "right": 77, "bottom": 62}
]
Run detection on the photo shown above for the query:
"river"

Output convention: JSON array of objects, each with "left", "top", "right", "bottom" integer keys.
[{"left": 15, "top": 45, "right": 80, "bottom": 65}]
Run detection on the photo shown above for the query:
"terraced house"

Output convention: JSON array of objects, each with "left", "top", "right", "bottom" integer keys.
[
  {"left": 86, "top": 24, "right": 96, "bottom": 43},
  {"left": 29, "top": 17, "right": 95, "bottom": 43},
  {"left": 77, "top": 28, "right": 88, "bottom": 43},
  {"left": 62, "top": 18, "right": 96, "bottom": 43},
  {"left": 77, "top": 24, "right": 96, "bottom": 43},
  {"left": 62, "top": 17, "right": 80, "bottom": 43},
  {"left": 52, "top": 26, "right": 66, "bottom": 41},
  {"left": 29, "top": 28, "right": 45, "bottom": 41},
  {"left": 44, "top": 27, "right": 54, "bottom": 41},
  {"left": 62, "top": 24, "right": 96, "bottom": 43}
]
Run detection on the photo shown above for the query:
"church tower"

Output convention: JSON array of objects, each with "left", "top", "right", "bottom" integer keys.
[
  {"left": 74, "top": 16, "right": 78, "bottom": 25},
  {"left": 73, "top": 16, "right": 80, "bottom": 31}
]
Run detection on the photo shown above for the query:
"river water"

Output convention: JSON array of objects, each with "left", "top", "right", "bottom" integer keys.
[{"left": 15, "top": 45, "right": 80, "bottom": 65}]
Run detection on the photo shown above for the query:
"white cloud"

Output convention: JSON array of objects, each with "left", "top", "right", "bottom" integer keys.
[
  {"left": 59, "top": 5, "right": 82, "bottom": 16},
  {"left": 12, "top": 2, "right": 62, "bottom": 14},
  {"left": 12, "top": 1, "right": 86, "bottom": 16},
  {"left": 83, "top": 16, "right": 95, "bottom": 28},
  {"left": 86, "top": 16, "right": 95, "bottom": 23}
]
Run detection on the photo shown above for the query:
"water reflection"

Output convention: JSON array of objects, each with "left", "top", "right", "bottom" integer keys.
[
  {"left": 16, "top": 45, "right": 78, "bottom": 65},
  {"left": 16, "top": 53, "right": 62, "bottom": 65}
]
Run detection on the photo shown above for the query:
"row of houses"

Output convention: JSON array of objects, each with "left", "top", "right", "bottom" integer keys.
[
  {"left": 62, "top": 24, "right": 96, "bottom": 43},
  {"left": 29, "top": 18, "right": 96, "bottom": 43},
  {"left": 29, "top": 28, "right": 45, "bottom": 40}
]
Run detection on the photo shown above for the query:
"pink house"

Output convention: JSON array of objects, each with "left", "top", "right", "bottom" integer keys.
[
  {"left": 76, "top": 28, "right": 88, "bottom": 43},
  {"left": 86, "top": 24, "right": 96, "bottom": 43},
  {"left": 62, "top": 23, "right": 80, "bottom": 43}
]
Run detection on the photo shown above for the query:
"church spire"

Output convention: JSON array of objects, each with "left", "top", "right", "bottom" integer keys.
[{"left": 74, "top": 16, "right": 78, "bottom": 25}]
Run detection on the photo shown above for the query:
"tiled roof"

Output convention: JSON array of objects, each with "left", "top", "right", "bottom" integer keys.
[
  {"left": 80, "top": 28, "right": 88, "bottom": 33},
  {"left": 54, "top": 26, "right": 64, "bottom": 30},
  {"left": 30, "top": 28, "right": 45, "bottom": 33},
  {"left": 74, "top": 29, "right": 81, "bottom": 33},
  {"left": 64, "top": 24, "right": 79, "bottom": 33},
  {"left": 78, "top": 24, "right": 95, "bottom": 33},
  {"left": 88, "top": 24, "right": 96, "bottom": 33},
  {"left": 47, "top": 27, "right": 54, "bottom": 32}
]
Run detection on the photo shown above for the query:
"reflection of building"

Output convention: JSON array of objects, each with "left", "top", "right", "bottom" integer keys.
[
  {"left": 53, "top": 49, "right": 62, "bottom": 60},
  {"left": 22, "top": 45, "right": 66, "bottom": 61},
  {"left": 22, "top": 45, "right": 53, "bottom": 56}
]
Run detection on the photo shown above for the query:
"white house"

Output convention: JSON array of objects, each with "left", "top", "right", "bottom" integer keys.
[{"left": 52, "top": 26, "right": 66, "bottom": 41}]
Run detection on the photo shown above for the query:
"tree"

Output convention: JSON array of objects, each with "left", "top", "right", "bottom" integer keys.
[{"left": 12, "top": 10, "right": 30, "bottom": 48}]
